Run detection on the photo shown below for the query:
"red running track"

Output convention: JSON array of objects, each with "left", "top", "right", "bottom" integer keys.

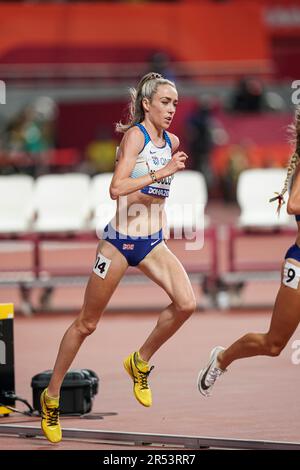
[{"left": 0, "top": 310, "right": 299, "bottom": 450}]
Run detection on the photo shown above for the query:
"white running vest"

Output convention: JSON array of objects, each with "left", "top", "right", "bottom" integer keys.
[{"left": 130, "top": 123, "right": 174, "bottom": 198}]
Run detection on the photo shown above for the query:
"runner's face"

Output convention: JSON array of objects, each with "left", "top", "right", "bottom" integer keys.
[{"left": 144, "top": 84, "right": 178, "bottom": 129}]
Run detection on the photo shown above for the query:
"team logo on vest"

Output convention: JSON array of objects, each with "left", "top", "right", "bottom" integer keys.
[
  {"left": 160, "top": 157, "right": 168, "bottom": 165},
  {"left": 123, "top": 243, "right": 134, "bottom": 250}
]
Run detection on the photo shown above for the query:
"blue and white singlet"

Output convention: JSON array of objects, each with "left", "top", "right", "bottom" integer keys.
[{"left": 130, "top": 123, "right": 174, "bottom": 198}]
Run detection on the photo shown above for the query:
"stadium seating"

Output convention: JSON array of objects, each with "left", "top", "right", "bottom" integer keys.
[
  {"left": 237, "top": 168, "right": 292, "bottom": 228},
  {"left": 0, "top": 175, "right": 35, "bottom": 233},
  {"left": 89, "top": 173, "right": 116, "bottom": 236},
  {"left": 226, "top": 168, "right": 295, "bottom": 275},
  {"left": 33, "top": 173, "right": 91, "bottom": 233},
  {"left": 165, "top": 170, "right": 210, "bottom": 233}
]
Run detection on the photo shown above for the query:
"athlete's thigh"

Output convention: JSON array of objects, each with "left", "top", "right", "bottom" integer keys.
[
  {"left": 138, "top": 241, "right": 195, "bottom": 306},
  {"left": 268, "top": 258, "right": 300, "bottom": 342},
  {"left": 80, "top": 240, "right": 128, "bottom": 322}
]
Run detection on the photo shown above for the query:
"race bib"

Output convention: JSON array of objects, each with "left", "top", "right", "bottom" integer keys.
[
  {"left": 282, "top": 260, "right": 300, "bottom": 290},
  {"left": 93, "top": 252, "right": 111, "bottom": 279}
]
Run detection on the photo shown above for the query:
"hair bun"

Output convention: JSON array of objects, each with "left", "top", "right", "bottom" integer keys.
[{"left": 149, "top": 73, "right": 162, "bottom": 80}]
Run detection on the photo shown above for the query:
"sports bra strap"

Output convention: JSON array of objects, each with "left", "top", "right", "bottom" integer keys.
[
  {"left": 135, "top": 123, "right": 172, "bottom": 151},
  {"left": 163, "top": 130, "right": 172, "bottom": 150},
  {"left": 135, "top": 123, "right": 151, "bottom": 149}
]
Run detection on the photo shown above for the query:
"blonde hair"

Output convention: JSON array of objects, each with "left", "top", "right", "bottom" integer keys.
[
  {"left": 270, "top": 107, "right": 300, "bottom": 213},
  {"left": 115, "top": 72, "right": 176, "bottom": 134}
]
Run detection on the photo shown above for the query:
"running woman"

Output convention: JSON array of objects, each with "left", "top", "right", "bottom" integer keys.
[
  {"left": 41, "top": 72, "right": 196, "bottom": 442},
  {"left": 197, "top": 107, "right": 300, "bottom": 397}
]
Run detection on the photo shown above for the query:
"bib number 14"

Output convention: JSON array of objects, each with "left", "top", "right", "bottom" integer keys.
[{"left": 93, "top": 252, "right": 111, "bottom": 279}]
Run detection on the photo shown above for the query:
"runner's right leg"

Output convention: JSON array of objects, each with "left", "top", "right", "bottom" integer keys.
[{"left": 41, "top": 240, "right": 128, "bottom": 442}]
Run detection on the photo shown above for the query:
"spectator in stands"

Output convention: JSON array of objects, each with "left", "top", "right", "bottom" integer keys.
[
  {"left": 220, "top": 144, "right": 249, "bottom": 202},
  {"left": 40, "top": 72, "right": 196, "bottom": 443},
  {"left": 230, "top": 76, "right": 265, "bottom": 113},
  {"left": 197, "top": 107, "right": 300, "bottom": 397},
  {"left": 146, "top": 51, "right": 175, "bottom": 82},
  {"left": 186, "top": 96, "right": 228, "bottom": 191},
  {"left": 82, "top": 127, "right": 117, "bottom": 175},
  {"left": 2, "top": 97, "right": 57, "bottom": 176}
]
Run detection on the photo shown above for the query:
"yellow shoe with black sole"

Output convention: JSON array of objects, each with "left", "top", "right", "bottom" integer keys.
[
  {"left": 123, "top": 351, "right": 154, "bottom": 407},
  {"left": 40, "top": 388, "right": 62, "bottom": 443}
]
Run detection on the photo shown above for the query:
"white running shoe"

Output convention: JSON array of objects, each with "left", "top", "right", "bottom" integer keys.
[{"left": 197, "top": 346, "right": 226, "bottom": 397}]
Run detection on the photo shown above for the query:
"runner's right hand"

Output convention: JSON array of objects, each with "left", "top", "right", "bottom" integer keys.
[{"left": 162, "top": 151, "right": 188, "bottom": 177}]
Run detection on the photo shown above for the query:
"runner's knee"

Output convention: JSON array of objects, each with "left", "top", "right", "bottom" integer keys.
[
  {"left": 175, "top": 296, "right": 197, "bottom": 319},
  {"left": 74, "top": 317, "right": 98, "bottom": 337}
]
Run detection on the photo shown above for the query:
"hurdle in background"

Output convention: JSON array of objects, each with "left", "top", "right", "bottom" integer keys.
[{"left": 0, "top": 303, "right": 15, "bottom": 415}]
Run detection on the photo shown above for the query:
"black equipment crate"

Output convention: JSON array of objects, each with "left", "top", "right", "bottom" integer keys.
[{"left": 31, "top": 369, "right": 99, "bottom": 415}]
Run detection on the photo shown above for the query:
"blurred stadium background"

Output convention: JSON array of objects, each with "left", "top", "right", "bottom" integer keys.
[
  {"left": 0, "top": 0, "right": 300, "bottom": 314},
  {"left": 1, "top": 0, "right": 300, "bottom": 451}
]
